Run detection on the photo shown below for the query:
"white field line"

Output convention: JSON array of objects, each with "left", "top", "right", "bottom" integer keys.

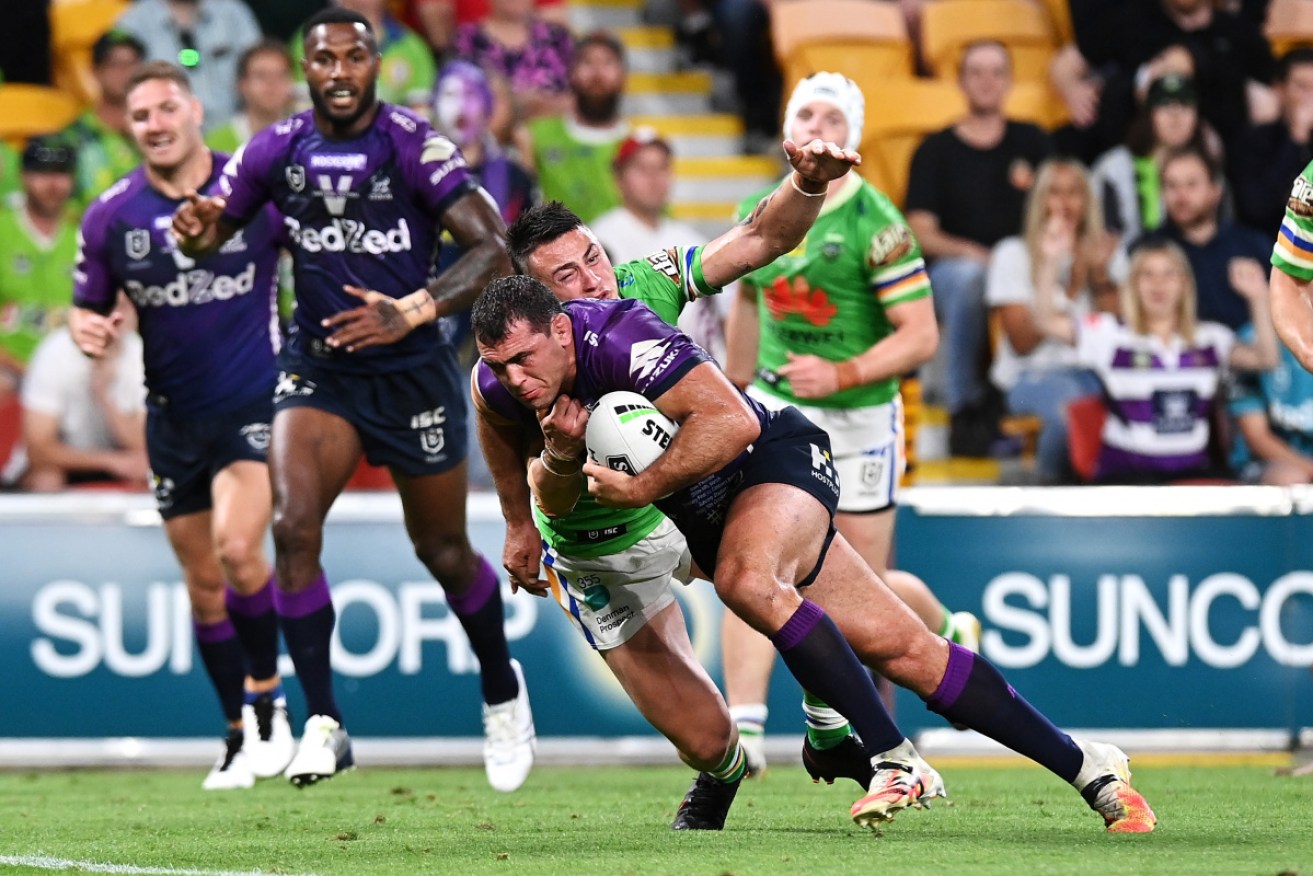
[{"left": 0, "top": 855, "right": 318, "bottom": 876}]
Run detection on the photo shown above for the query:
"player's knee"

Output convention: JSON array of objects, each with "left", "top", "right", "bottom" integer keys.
[
  {"left": 414, "top": 533, "right": 473, "bottom": 586},
  {"left": 214, "top": 531, "right": 260, "bottom": 574},
  {"left": 683, "top": 728, "right": 737, "bottom": 771},
  {"left": 271, "top": 511, "right": 320, "bottom": 562},
  {"left": 712, "top": 556, "right": 790, "bottom": 630}
]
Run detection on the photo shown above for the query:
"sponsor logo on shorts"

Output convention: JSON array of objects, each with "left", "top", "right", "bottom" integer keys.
[
  {"left": 809, "top": 442, "right": 839, "bottom": 494},
  {"left": 241, "top": 422, "right": 271, "bottom": 452},
  {"left": 582, "top": 582, "right": 610, "bottom": 610},
  {"left": 860, "top": 458, "right": 885, "bottom": 488},
  {"left": 420, "top": 427, "right": 446, "bottom": 457},
  {"left": 152, "top": 474, "right": 175, "bottom": 511},
  {"left": 273, "top": 371, "right": 316, "bottom": 402},
  {"left": 595, "top": 603, "right": 634, "bottom": 633}
]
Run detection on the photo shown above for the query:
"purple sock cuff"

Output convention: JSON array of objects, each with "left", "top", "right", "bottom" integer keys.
[
  {"left": 446, "top": 555, "right": 499, "bottom": 615},
  {"left": 225, "top": 578, "right": 275, "bottom": 616},
  {"left": 770, "top": 599, "right": 825, "bottom": 651},
  {"left": 927, "top": 641, "right": 976, "bottom": 711},
  {"left": 273, "top": 572, "right": 333, "bottom": 619},
  {"left": 194, "top": 618, "right": 237, "bottom": 644}
]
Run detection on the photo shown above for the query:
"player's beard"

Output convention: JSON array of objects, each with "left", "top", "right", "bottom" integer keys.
[
  {"left": 575, "top": 91, "right": 620, "bottom": 125},
  {"left": 311, "top": 80, "right": 379, "bottom": 132}
]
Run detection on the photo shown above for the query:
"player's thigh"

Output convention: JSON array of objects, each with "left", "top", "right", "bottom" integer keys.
[
  {"left": 269, "top": 405, "right": 362, "bottom": 527},
  {"left": 713, "top": 482, "right": 831, "bottom": 630},
  {"left": 211, "top": 460, "right": 273, "bottom": 559},
  {"left": 601, "top": 600, "right": 731, "bottom": 739},
  {"left": 163, "top": 510, "right": 225, "bottom": 613}
]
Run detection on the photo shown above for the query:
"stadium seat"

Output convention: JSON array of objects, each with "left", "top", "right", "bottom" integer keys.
[
  {"left": 1267, "top": 0, "right": 1313, "bottom": 59},
  {"left": 49, "top": 0, "right": 129, "bottom": 104},
  {"left": 1005, "top": 79, "right": 1070, "bottom": 129},
  {"left": 856, "top": 78, "right": 965, "bottom": 206},
  {"left": 771, "top": 0, "right": 916, "bottom": 89},
  {"left": 0, "top": 84, "right": 83, "bottom": 144},
  {"left": 920, "top": 0, "right": 1057, "bottom": 81},
  {"left": 1066, "top": 394, "right": 1106, "bottom": 483}
]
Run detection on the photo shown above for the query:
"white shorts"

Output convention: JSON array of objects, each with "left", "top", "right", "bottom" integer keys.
[
  {"left": 747, "top": 386, "right": 904, "bottom": 513},
  {"left": 541, "top": 518, "right": 692, "bottom": 651}
]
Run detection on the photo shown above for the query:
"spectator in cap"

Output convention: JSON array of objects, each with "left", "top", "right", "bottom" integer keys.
[
  {"left": 0, "top": 137, "right": 80, "bottom": 402},
  {"left": 1091, "top": 73, "right": 1220, "bottom": 247},
  {"left": 453, "top": 0, "right": 574, "bottom": 122},
  {"left": 592, "top": 129, "right": 703, "bottom": 265},
  {"left": 57, "top": 31, "right": 145, "bottom": 216},
  {"left": 1231, "top": 48, "right": 1313, "bottom": 235},
  {"left": 115, "top": 0, "right": 262, "bottom": 131},
  {"left": 519, "top": 31, "right": 630, "bottom": 223}
]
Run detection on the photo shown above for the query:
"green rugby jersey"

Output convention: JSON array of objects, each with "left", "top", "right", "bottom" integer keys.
[
  {"left": 0, "top": 203, "right": 78, "bottom": 364},
  {"left": 1273, "top": 160, "right": 1313, "bottom": 280},
  {"left": 530, "top": 245, "right": 718, "bottom": 557},
  {"left": 735, "top": 174, "right": 931, "bottom": 408},
  {"left": 526, "top": 115, "right": 623, "bottom": 222}
]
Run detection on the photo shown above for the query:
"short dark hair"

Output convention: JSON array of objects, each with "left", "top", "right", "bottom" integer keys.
[
  {"left": 1160, "top": 143, "right": 1221, "bottom": 183},
  {"left": 238, "top": 39, "right": 292, "bottom": 80},
  {"left": 92, "top": 30, "right": 145, "bottom": 67},
  {"left": 127, "top": 61, "right": 193, "bottom": 97},
  {"left": 505, "top": 201, "right": 587, "bottom": 274},
  {"left": 573, "top": 30, "right": 626, "bottom": 67},
  {"left": 958, "top": 39, "right": 1012, "bottom": 77},
  {"left": 302, "top": 8, "right": 377, "bottom": 50},
  {"left": 1278, "top": 46, "right": 1313, "bottom": 82},
  {"left": 471, "top": 275, "right": 566, "bottom": 346}
]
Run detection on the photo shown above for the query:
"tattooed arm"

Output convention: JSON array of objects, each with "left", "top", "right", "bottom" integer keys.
[{"left": 697, "top": 138, "right": 861, "bottom": 289}]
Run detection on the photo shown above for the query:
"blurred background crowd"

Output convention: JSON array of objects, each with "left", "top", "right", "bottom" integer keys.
[{"left": 2, "top": 0, "right": 1313, "bottom": 491}]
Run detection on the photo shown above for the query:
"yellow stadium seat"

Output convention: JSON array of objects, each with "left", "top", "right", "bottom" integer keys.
[
  {"left": 857, "top": 78, "right": 966, "bottom": 207},
  {"left": 49, "top": 0, "right": 130, "bottom": 104},
  {"left": 1037, "top": 0, "right": 1074, "bottom": 45},
  {"left": 920, "top": 0, "right": 1056, "bottom": 81},
  {"left": 0, "top": 84, "right": 84, "bottom": 143},
  {"left": 1005, "top": 79, "right": 1070, "bottom": 128},
  {"left": 772, "top": 0, "right": 916, "bottom": 89},
  {"left": 1267, "top": 0, "right": 1313, "bottom": 58}
]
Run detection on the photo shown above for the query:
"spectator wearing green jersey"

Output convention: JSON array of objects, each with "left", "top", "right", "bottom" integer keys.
[
  {"left": 0, "top": 137, "right": 80, "bottom": 401},
  {"left": 291, "top": 0, "right": 437, "bottom": 113},
  {"left": 519, "top": 31, "right": 629, "bottom": 223},
  {"left": 58, "top": 31, "right": 144, "bottom": 215},
  {"left": 723, "top": 73, "right": 978, "bottom": 776},
  {"left": 205, "top": 41, "right": 295, "bottom": 156},
  {"left": 0, "top": 141, "right": 20, "bottom": 208}
]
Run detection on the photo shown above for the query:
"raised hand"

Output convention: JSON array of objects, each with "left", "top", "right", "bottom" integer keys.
[
  {"left": 784, "top": 137, "right": 861, "bottom": 186},
  {"left": 171, "top": 189, "right": 227, "bottom": 255}
]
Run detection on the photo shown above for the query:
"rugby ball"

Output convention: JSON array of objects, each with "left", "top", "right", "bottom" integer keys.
[{"left": 585, "top": 391, "right": 679, "bottom": 475}]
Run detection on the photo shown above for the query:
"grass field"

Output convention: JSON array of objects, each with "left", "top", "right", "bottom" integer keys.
[{"left": 0, "top": 758, "right": 1308, "bottom": 876}]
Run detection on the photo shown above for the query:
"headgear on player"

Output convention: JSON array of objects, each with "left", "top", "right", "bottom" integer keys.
[{"left": 782, "top": 71, "right": 865, "bottom": 153}]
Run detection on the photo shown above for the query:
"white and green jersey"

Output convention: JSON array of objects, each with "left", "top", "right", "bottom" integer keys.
[
  {"left": 1273, "top": 161, "right": 1313, "bottom": 280},
  {"left": 735, "top": 174, "right": 931, "bottom": 409},
  {"left": 523, "top": 245, "right": 720, "bottom": 557}
]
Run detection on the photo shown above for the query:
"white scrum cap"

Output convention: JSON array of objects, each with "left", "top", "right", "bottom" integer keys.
[{"left": 782, "top": 71, "right": 865, "bottom": 152}]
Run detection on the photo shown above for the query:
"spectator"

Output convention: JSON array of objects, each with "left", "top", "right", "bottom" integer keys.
[
  {"left": 1230, "top": 49, "right": 1313, "bottom": 237},
  {"left": 116, "top": 0, "right": 262, "bottom": 130},
  {"left": 1055, "top": 0, "right": 1275, "bottom": 159},
  {"left": 1034, "top": 239, "right": 1276, "bottom": 484},
  {"left": 1229, "top": 325, "right": 1313, "bottom": 485},
  {"left": 405, "top": 0, "right": 566, "bottom": 57},
  {"left": 58, "top": 31, "right": 144, "bottom": 215},
  {"left": 1091, "top": 74, "right": 1218, "bottom": 245},
  {"left": 1135, "top": 145, "right": 1272, "bottom": 330},
  {"left": 520, "top": 31, "right": 629, "bottom": 223},
  {"left": 0, "top": 138, "right": 80, "bottom": 402},
  {"left": 453, "top": 0, "right": 573, "bottom": 122},
  {"left": 431, "top": 60, "right": 534, "bottom": 228},
  {"left": 291, "top": 0, "right": 437, "bottom": 112},
  {"left": 591, "top": 127, "right": 726, "bottom": 359},
  {"left": 905, "top": 40, "right": 1053, "bottom": 456},
  {"left": 986, "top": 158, "right": 1125, "bottom": 483},
  {"left": 17, "top": 294, "right": 148, "bottom": 492},
  {"left": 205, "top": 41, "right": 296, "bottom": 155}
]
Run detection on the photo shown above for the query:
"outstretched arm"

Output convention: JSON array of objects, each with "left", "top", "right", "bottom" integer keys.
[
  {"left": 1272, "top": 268, "right": 1313, "bottom": 373},
  {"left": 698, "top": 139, "right": 861, "bottom": 290}
]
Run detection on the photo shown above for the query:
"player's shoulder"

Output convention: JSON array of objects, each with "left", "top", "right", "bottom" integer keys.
[
  {"left": 84, "top": 167, "right": 148, "bottom": 222},
  {"left": 236, "top": 111, "right": 311, "bottom": 167}
]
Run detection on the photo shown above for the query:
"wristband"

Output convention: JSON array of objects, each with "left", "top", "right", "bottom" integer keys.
[
  {"left": 834, "top": 359, "right": 862, "bottom": 390},
  {"left": 790, "top": 172, "right": 828, "bottom": 198},
  {"left": 539, "top": 448, "right": 582, "bottom": 477}
]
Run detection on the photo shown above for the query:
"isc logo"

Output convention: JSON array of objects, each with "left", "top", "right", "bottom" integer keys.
[
  {"left": 410, "top": 406, "right": 447, "bottom": 429},
  {"left": 641, "top": 418, "right": 672, "bottom": 449}
]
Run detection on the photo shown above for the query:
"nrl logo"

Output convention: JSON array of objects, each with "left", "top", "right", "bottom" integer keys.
[
  {"left": 125, "top": 229, "right": 151, "bottom": 260},
  {"left": 286, "top": 164, "right": 306, "bottom": 193}
]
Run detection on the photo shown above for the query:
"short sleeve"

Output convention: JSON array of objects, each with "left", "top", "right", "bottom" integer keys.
[
  {"left": 903, "top": 134, "right": 942, "bottom": 216},
  {"left": 218, "top": 138, "right": 274, "bottom": 227},
  {"left": 72, "top": 202, "right": 116, "bottom": 314},
  {"left": 1075, "top": 312, "right": 1118, "bottom": 370}
]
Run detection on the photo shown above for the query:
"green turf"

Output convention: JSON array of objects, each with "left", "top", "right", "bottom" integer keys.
[{"left": 0, "top": 763, "right": 1308, "bottom": 876}]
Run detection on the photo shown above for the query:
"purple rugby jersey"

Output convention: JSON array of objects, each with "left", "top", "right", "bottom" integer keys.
[
  {"left": 217, "top": 105, "right": 479, "bottom": 373},
  {"left": 74, "top": 155, "right": 282, "bottom": 416},
  {"left": 477, "top": 297, "right": 771, "bottom": 526}
]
